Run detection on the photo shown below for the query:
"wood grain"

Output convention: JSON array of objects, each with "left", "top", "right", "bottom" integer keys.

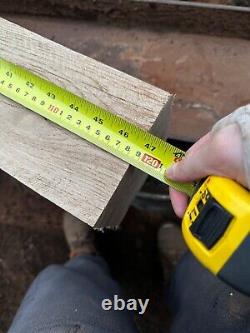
[{"left": 0, "top": 17, "right": 172, "bottom": 228}]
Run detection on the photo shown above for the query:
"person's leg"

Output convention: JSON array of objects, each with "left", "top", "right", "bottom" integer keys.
[
  {"left": 8, "top": 214, "right": 139, "bottom": 333},
  {"left": 168, "top": 252, "right": 250, "bottom": 333},
  {"left": 8, "top": 255, "right": 138, "bottom": 333}
]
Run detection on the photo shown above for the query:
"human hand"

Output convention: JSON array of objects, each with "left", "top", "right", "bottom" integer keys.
[{"left": 165, "top": 124, "right": 246, "bottom": 218}]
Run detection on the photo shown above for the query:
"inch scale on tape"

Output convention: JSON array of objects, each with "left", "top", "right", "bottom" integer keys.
[{"left": 0, "top": 58, "right": 195, "bottom": 196}]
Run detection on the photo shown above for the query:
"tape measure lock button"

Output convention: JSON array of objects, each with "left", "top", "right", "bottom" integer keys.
[{"left": 189, "top": 197, "right": 233, "bottom": 249}]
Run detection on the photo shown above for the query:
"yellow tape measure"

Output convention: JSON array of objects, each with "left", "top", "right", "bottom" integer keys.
[{"left": 0, "top": 58, "right": 195, "bottom": 196}]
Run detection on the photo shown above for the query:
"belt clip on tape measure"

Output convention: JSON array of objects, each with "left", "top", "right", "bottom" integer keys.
[{"left": 182, "top": 176, "right": 250, "bottom": 295}]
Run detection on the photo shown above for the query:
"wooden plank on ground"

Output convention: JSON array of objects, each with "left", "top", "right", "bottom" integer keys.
[
  {"left": 0, "top": 0, "right": 250, "bottom": 39},
  {"left": 0, "top": 17, "right": 172, "bottom": 228}
]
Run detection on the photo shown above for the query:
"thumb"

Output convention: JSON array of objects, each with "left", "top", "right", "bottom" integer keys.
[
  {"left": 165, "top": 124, "right": 245, "bottom": 186},
  {"left": 165, "top": 132, "right": 212, "bottom": 183}
]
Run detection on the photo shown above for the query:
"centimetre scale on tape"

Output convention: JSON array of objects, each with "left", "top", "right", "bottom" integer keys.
[{"left": 0, "top": 58, "right": 195, "bottom": 196}]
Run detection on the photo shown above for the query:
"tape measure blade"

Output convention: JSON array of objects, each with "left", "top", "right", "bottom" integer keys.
[{"left": 0, "top": 58, "right": 195, "bottom": 196}]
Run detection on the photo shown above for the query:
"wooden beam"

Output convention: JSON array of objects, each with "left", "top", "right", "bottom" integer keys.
[{"left": 0, "top": 17, "right": 172, "bottom": 228}]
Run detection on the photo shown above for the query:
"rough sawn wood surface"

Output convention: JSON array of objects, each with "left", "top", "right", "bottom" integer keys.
[{"left": 0, "top": 17, "right": 172, "bottom": 228}]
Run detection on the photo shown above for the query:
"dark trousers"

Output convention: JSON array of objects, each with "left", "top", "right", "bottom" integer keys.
[{"left": 8, "top": 253, "right": 250, "bottom": 333}]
